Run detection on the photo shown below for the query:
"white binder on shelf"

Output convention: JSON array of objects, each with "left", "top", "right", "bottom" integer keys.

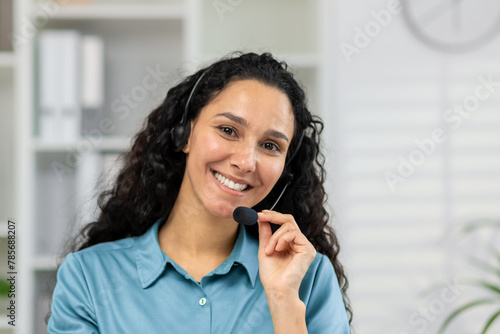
[
  {"left": 38, "top": 30, "right": 83, "bottom": 143},
  {"left": 81, "top": 35, "right": 105, "bottom": 135},
  {"left": 38, "top": 31, "right": 62, "bottom": 142},
  {"left": 60, "top": 30, "right": 82, "bottom": 142}
]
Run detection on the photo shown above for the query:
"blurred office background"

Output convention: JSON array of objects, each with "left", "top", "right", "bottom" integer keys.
[{"left": 1, "top": 0, "right": 500, "bottom": 333}]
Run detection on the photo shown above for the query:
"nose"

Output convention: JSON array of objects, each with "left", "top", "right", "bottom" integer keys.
[{"left": 230, "top": 142, "right": 257, "bottom": 173}]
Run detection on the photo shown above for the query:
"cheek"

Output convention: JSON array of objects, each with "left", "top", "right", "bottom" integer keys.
[
  {"left": 263, "top": 161, "right": 286, "bottom": 185},
  {"left": 192, "top": 132, "right": 228, "bottom": 160}
]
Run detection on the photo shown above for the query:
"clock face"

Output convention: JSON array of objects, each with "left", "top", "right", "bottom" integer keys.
[{"left": 402, "top": 0, "right": 500, "bottom": 52}]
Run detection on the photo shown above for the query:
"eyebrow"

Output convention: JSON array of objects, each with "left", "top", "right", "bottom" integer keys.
[
  {"left": 215, "top": 112, "right": 289, "bottom": 143},
  {"left": 216, "top": 112, "right": 248, "bottom": 126}
]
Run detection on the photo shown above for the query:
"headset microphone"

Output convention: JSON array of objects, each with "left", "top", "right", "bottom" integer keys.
[
  {"left": 233, "top": 207, "right": 258, "bottom": 226},
  {"left": 232, "top": 178, "right": 291, "bottom": 225}
]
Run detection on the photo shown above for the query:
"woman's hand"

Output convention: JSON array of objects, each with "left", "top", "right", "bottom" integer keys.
[
  {"left": 258, "top": 210, "right": 316, "bottom": 295},
  {"left": 257, "top": 210, "right": 316, "bottom": 333}
]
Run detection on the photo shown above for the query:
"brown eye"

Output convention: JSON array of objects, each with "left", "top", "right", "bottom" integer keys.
[
  {"left": 218, "top": 126, "right": 237, "bottom": 137},
  {"left": 263, "top": 142, "right": 280, "bottom": 152}
]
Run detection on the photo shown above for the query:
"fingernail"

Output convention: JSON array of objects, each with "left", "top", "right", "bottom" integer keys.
[{"left": 265, "top": 245, "right": 270, "bottom": 253}]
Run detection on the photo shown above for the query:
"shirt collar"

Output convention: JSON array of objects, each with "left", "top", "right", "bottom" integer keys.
[
  {"left": 134, "top": 218, "right": 259, "bottom": 289},
  {"left": 134, "top": 217, "right": 168, "bottom": 289}
]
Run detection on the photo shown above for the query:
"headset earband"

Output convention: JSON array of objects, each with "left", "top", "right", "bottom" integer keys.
[{"left": 171, "top": 71, "right": 207, "bottom": 150}]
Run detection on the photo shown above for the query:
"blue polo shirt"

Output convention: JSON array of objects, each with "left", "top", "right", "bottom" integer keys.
[{"left": 48, "top": 218, "right": 350, "bottom": 333}]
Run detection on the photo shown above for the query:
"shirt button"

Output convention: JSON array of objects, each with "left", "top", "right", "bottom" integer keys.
[{"left": 199, "top": 297, "right": 207, "bottom": 306}]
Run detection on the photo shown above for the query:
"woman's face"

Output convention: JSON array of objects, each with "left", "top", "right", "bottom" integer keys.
[{"left": 180, "top": 79, "right": 295, "bottom": 219}]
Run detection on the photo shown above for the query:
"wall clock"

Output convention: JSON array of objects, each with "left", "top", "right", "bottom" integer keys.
[{"left": 401, "top": 0, "right": 500, "bottom": 52}]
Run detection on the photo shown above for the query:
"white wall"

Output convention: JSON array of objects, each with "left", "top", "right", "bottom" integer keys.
[{"left": 327, "top": 0, "right": 500, "bottom": 333}]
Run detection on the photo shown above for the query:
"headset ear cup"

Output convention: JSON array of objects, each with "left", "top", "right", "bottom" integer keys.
[
  {"left": 277, "top": 170, "right": 293, "bottom": 187},
  {"left": 171, "top": 71, "right": 207, "bottom": 152},
  {"left": 171, "top": 123, "right": 189, "bottom": 152}
]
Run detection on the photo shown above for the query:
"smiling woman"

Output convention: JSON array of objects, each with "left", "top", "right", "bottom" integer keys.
[{"left": 47, "top": 52, "right": 351, "bottom": 334}]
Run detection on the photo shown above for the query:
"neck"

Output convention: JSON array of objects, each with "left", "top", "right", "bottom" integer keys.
[{"left": 158, "top": 194, "right": 239, "bottom": 260}]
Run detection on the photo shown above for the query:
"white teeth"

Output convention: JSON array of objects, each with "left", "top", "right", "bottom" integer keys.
[{"left": 214, "top": 172, "right": 249, "bottom": 191}]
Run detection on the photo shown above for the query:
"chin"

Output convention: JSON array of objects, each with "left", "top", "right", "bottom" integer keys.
[{"left": 208, "top": 202, "right": 237, "bottom": 220}]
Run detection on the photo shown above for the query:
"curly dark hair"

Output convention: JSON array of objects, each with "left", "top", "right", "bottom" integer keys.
[{"left": 70, "top": 52, "right": 352, "bottom": 323}]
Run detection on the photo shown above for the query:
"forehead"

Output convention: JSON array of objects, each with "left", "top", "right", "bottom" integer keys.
[{"left": 199, "top": 79, "right": 295, "bottom": 135}]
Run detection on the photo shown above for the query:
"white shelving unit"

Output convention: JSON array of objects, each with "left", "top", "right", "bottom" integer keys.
[
  {"left": 0, "top": 0, "right": 15, "bottom": 331},
  {"left": 7, "top": 0, "right": 330, "bottom": 333},
  {"left": 0, "top": 57, "right": 15, "bottom": 228},
  {"left": 50, "top": 2, "right": 184, "bottom": 20},
  {"left": 32, "top": 136, "right": 132, "bottom": 152}
]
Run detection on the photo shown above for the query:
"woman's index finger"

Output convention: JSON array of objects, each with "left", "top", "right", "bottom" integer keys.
[{"left": 257, "top": 210, "right": 299, "bottom": 228}]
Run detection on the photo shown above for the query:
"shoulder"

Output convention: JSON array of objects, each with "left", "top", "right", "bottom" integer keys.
[
  {"left": 309, "top": 253, "right": 333, "bottom": 273},
  {"left": 301, "top": 253, "right": 338, "bottom": 292},
  {"left": 301, "top": 253, "right": 350, "bottom": 333},
  {"left": 299, "top": 252, "right": 345, "bottom": 313},
  {"left": 77, "top": 236, "right": 135, "bottom": 255},
  {"left": 49, "top": 239, "right": 138, "bottom": 333},
  {"left": 58, "top": 237, "right": 136, "bottom": 278}
]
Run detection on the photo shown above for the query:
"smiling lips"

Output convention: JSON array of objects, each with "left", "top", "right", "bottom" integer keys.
[{"left": 214, "top": 172, "right": 249, "bottom": 192}]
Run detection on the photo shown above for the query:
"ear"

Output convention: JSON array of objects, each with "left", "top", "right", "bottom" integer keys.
[
  {"left": 181, "top": 121, "right": 195, "bottom": 154},
  {"left": 182, "top": 140, "right": 190, "bottom": 154}
]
